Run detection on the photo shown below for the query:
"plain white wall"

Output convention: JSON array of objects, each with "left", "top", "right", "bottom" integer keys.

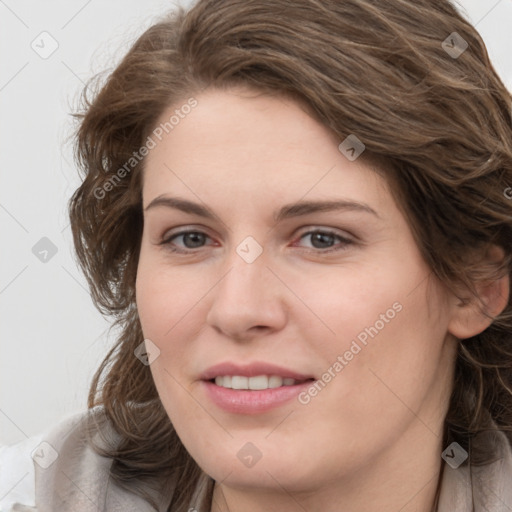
[{"left": 1, "top": 0, "right": 511, "bottom": 446}]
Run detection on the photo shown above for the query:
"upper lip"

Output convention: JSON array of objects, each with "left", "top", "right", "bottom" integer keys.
[{"left": 200, "top": 362, "right": 315, "bottom": 381}]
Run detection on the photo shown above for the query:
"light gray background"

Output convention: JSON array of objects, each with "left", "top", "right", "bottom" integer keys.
[{"left": 1, "top": 0, "right": 511, "bottom": 446}]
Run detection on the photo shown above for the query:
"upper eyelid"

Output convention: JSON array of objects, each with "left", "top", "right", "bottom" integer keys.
[
  {"left": 292, "top": 229, "right": 354, "bottom": 247},
  {"left": 161, "top": 227, "right": 353, "bottom": 246},
  {"left": 161, "top": 225, "right": 215, "bottom": 241},
  {"left": 161, "top": 225, "right": 350, "bottom": 236}
]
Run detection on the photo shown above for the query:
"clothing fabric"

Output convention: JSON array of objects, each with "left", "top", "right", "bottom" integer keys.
[{"left": 1, "top": 408, "right": 512, "bottom": 511}]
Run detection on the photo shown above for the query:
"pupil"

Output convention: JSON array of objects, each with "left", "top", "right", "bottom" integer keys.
[
  {"left": 311, "top": 232, "right": 334, "bottom": 248},
  {"left": 184, "top": 232, "right": 205, "bottom": 248}
]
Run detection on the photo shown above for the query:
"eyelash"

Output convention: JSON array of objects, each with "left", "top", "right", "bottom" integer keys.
[{"left": 159, "top": 228, "right": 354, "bottom": 254}]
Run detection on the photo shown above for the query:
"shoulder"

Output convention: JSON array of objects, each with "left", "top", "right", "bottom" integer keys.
[
  {"left": 32, "top": 407, "right": 113, "bottom": 511},
  {"left": 1, "top": 409, "right": 165, "bottom": 512},
  {"left": 0, "top": 434, "right": 42, "bottom": 511},
  {"left": 32, "top": 407, "right": 165, "bottom": 512},
  {"left": 0, "top": 410, "right": 85, "bottom": 512}
]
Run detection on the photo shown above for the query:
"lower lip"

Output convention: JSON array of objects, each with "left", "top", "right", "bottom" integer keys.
[{"left": 202, "top": 380, "right": 315, "bottom": 414}]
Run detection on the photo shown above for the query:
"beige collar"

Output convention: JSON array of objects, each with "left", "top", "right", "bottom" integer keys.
[{"left": 437, "top": 430, "right": 512, "bottom": 511}]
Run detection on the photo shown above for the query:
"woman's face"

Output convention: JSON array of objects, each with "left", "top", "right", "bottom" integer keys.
[{"left": 136, "top": 87, "right": 459, "bottom": 496}]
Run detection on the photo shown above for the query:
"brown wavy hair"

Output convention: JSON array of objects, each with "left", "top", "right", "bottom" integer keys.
[{"left": 69, "top": 0, "right": 512, "bottom": 509}]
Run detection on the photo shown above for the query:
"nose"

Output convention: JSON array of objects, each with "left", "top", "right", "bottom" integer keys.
[{"left": 205, "top": 246, "right": 288, "bottom": 342}]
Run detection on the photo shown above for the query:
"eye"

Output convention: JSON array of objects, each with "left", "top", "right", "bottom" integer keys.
[
  {"left": 160, "top": 229, "right": 214, "bottom": 252},
  {"left": 294, "top": 229, "right": 353, "bottom": 252},
  {"left": 158, "top": 227, "right": 353, "bottom": 254}
]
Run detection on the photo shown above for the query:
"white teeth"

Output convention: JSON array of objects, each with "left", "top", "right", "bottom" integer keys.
[
  {"left": 231, "top": 376, "right": 249, "bottom": 390},
  {"left": 249, "top": 375, "right": 268, "bottom": 390},
  {"left": 268, "top": 375, "right": 283, "bottom": 388},
  {"left": 213, "top": 375, "right": 303, "bottom": 390}
]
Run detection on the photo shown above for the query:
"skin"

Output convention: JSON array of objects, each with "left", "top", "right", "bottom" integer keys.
[{"left": 135, "top": 86, "right": 509, "bottom": 512}]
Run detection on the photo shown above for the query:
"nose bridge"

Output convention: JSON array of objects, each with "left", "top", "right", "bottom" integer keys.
[
  {"left": 217, "top": 243, "right": 270, "bottom": 305},
  {"left": 206, "top": 239, "right": 287, "bottom": 337}
]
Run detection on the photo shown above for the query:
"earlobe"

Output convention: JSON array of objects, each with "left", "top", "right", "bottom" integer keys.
[{"left": 447, "top": 245, "right": 510, "bottom": 340}]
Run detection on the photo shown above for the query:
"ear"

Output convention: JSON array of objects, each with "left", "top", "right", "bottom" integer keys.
[{"left": 447, "top": 244, "right": 510, "bottom": 340}]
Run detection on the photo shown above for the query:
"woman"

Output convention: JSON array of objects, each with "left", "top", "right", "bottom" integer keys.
[{"left": 7, "top": 0, "right": 512, "bottom": 510}]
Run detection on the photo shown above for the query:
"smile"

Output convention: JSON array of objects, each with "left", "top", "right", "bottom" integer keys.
[{"left": 212, "top": 375, "right": 311, "bottom": 390}]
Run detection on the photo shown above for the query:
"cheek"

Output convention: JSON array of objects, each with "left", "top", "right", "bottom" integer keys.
[
  {"left": 326, "top": 275, "right": 451, "bottom": 425},
  {"left": 303, "top": 255, "right": 450, "bottom": 397},
  {"left": 290, "top": 259, "right": 413, "bottom": 357},
  {"left": 135, "top": 252, "right": 207, "bottom": 343}
]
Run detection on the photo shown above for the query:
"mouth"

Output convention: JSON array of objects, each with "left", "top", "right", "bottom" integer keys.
[
  {"left": 209, "top": 375, "right": 314, "bottom": 390},
  {"left": 200, "top": 362, "right": 316, "bottom": 414}
]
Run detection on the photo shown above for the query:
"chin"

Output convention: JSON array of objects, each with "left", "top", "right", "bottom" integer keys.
[{"left": 189, "top": 440, "right": 326, "bottom": 493}]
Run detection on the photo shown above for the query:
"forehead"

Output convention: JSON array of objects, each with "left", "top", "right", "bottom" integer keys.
[{"left": 141, "top": 87, "right": 389, "bottom": 212}]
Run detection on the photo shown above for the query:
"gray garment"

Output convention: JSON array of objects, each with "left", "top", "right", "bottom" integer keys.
[{"left": 9, "top": 409, "right": 512, "bottom": 511}]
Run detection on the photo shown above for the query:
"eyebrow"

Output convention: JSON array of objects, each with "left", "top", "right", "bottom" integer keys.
[{"left": 144, "top": 195, "right": 379, "bottom": 221}]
